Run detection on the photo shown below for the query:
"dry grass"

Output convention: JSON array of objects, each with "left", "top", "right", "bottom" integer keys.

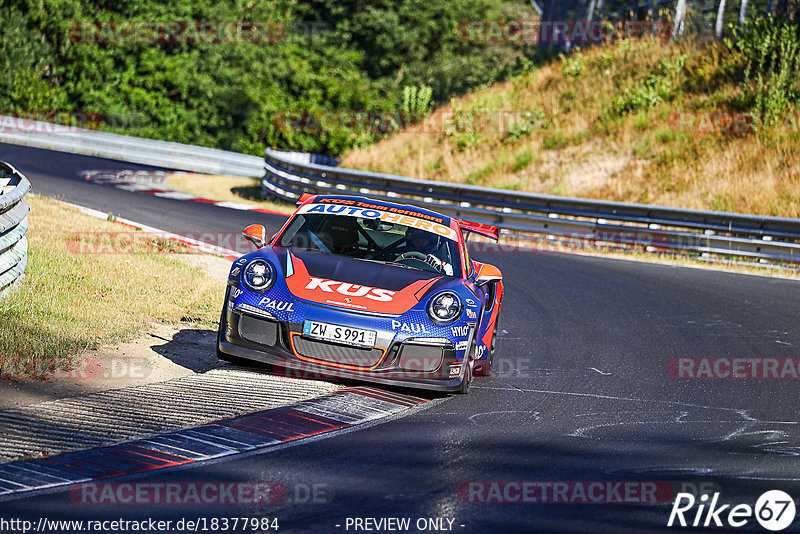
[
  {"left": 0, "top": 196, "right": 223, "bottom": 371},
  {"left": 343, "top": 38, "right": 800, "bottom": 218},
  {"left": 166, "top": 173, "right": 294, "bottom": 214}
]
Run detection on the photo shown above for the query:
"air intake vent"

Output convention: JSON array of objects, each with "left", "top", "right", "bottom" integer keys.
[
  {"left": 294, "top": 337, "right": 384, "bottom": 368},
  {"left": 239, "top": 314, "right": 279, "bottom": 346}
]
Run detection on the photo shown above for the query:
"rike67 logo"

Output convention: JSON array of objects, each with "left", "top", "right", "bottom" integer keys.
[{"left": 668, "top": 490, "right": 796, "bottom": 531}]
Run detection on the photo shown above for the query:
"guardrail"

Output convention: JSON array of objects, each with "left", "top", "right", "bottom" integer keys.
[
  {"left": 0, "top": 115, "right": 264, "bottom": 177},
  {"left": 0, "top": 162, "right": 30, "bottom": 295},
  {"left": 263, "top": 148, "right": 800, "bottom": 264},
  {"left": 1, "top": 115, "right": 796, "bottom": 265}
]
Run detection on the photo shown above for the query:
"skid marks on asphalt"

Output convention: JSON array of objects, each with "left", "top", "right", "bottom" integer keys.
[{"left": 471, "top": 385, "right": 800, "bottom": 456}]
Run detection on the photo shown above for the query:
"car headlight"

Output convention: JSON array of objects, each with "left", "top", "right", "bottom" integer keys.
[
  {"left": 242, "top": 259, "right": 275, "bottom": 292},
  {"left": 427, "top": 291, "right": 462, "bottom": 325}
]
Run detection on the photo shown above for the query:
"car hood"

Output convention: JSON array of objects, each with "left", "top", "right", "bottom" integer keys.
[{"left": 274, "top": 247, "right": 447, "bottom": 314}]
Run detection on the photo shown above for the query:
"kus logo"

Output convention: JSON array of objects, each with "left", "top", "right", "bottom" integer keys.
[{"left": 304, "top": 278, "right": 396, "bottom": 302}]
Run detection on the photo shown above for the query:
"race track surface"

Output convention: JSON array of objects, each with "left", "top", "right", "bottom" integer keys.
[{"left": 3, "top": 143, "right": 800, "bottom": 533}]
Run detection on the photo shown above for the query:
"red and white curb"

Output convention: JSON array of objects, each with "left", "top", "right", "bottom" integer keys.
[
  {"left": 0, "top": 387, "right": 429, "bottom": 500},
  {"left": 46, "top": 195, "right": 243, "bottom": 261},
  {"left": 82, "top": 170, "right": 287, "bottom": 216}
]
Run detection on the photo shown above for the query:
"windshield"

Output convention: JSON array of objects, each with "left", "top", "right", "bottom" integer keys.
[{"left": 278, "top": 209, "right": 461, "bottom": 276}]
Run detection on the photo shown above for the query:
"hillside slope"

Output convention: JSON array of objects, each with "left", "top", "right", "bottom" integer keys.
[{"left": 342, "top": 36, "right": 800, "bottom": 218}]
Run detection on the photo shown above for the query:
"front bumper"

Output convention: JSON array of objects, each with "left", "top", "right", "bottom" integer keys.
[{"left": 219, "top": 305, "right": 468, "bottom": 393}]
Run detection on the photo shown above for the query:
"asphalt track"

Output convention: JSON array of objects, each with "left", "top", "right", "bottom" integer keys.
[{"left": 3, "top": 142, "right": 800, "bottom": 532}]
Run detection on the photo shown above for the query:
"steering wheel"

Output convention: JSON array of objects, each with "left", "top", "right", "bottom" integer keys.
[
  {"left": 398, "top": 251, "right": 429, "bottom": 261},
  {"left": 372, "top": 238, "right": 406, "bottom": 261}
]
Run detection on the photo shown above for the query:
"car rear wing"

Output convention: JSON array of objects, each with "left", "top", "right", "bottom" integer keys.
[
  {"left": 454, "top": 219, "right": 500, "bottom": 242},
  {"left": 296, "top": 193, "right": 318, "bottom": 205}
]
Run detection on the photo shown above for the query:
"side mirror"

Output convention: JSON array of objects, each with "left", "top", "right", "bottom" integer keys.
[
  {"left": 475, "top": 263, "right": 503, "bottom": 287},
  {"left": 243, "top": 224, "right": 267, "bottom": 248}
]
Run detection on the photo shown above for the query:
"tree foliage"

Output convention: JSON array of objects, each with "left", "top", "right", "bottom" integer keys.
[{"left": 0, "top": 0, "right": 535, "bottom": 155}]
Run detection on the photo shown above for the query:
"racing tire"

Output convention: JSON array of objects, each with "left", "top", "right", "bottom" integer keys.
[
  {"left": 474, "top": 315, "right": 499, "bottom": 377},
  {"left": 458, "top": 349, "right": 474, "bottom": 395},
  {"left": 485, "top": 315, "right": 499, "bottom": 375}
]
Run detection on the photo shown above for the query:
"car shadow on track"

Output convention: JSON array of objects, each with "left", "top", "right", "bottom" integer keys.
[
  {"left": 149, "top": 327, "right": 223, "bottom": 373},
  {"left": 151, "top": 327, "right": 446, "bottom": 401}
]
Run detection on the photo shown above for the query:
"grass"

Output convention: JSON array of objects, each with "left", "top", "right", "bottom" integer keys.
[
  {"left": 0, "top": 195, "right": 223, "bottom": 374},
  {"left": 166, "top": 173, "right": 294, "bottom": 214},
  {"left": 342, "top": 38, "right": 800, "bottom": 218}
]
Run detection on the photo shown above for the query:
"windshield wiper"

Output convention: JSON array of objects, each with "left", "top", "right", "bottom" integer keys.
[{"left": 358, "top": 257, "right": 429, "bottom": 272}]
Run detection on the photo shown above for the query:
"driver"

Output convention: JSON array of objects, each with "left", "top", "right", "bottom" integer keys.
[
  {"left": 401, "top": 227, "right": 453, "bottom": 274},
  {"left": 405, "top": 227, "right": 439, "bottom": 256}
]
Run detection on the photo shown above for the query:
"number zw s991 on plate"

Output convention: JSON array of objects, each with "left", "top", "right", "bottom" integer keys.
[{"left": 304, "top": 320, "right": 376, "bottom": 348}]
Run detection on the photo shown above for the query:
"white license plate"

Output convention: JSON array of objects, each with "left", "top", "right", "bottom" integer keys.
[{"left": 302, "top": 320, "right": 377, "bottom": 349}]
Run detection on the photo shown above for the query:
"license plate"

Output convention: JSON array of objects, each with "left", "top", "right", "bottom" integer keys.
[{"left": 303, "top": 320, "right": 377, "bottom": 349}]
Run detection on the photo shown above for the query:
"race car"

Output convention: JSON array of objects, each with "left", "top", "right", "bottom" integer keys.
[{"left": 217, "top": 194, "right": 504, "bottom": 393}]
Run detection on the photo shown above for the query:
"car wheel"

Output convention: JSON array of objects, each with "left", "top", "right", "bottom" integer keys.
[
  {"left": 474, "top": 315, "right": 499, "bottom": 377},
  {"left": 458, "top": 347, "right": 474, "bottom": 394},
  {"left": 486, "top": 315, "right": 499, "bottom": 374}
]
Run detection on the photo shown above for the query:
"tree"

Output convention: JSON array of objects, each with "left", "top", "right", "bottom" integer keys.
[
  {"left": 788, "top": 0, "right": 798, "bottom": 19},
  {"left": 585, "top": 0, "right": 598, "bottom": 21},
  {"left": 673, "top": 0, "right": 687, "bottom": 37},
  {"left": 739, "top": 0, "right": 750, "bottom": 25},
  {"left": 538, "top": 0, "right": 560, "bottom": 51},
  {"left": 716, "top": 0, "right": 728, "bottom": 37}
]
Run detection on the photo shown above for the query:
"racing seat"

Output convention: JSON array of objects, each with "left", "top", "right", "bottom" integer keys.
[{"left": 318, "top": 217, "right": 361, "bottom": 255}]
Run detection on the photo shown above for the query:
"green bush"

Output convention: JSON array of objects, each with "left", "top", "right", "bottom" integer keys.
[
  {"left": 543, "top": 131, "right": 568, "bottom": 150},
  {"left": 613, "top": 55, "right": 687, "bottom": 115},
  {"left": 561, "top": 54, "right": 584, "bottom": 77},
  {"left": 513, "top": 149, "right": 533, "bottom": 171},
  {"left": 402, "top": 85, "right": 433, "bottom": 115},
  {"left": 504, "top": 110, "right": 545, "bottom": 143},
  {"left": 728, "top": 16, "right": 800, "bottom": 131}
]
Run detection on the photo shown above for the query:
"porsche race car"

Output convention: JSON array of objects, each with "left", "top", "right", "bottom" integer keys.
[{"left": 217, "top": 194, "right": 504, "bottom": 393}]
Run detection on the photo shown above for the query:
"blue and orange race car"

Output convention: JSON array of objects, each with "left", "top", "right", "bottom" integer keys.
[{"left": 217, "top": 194, "right": 504, "bottom": 393}]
